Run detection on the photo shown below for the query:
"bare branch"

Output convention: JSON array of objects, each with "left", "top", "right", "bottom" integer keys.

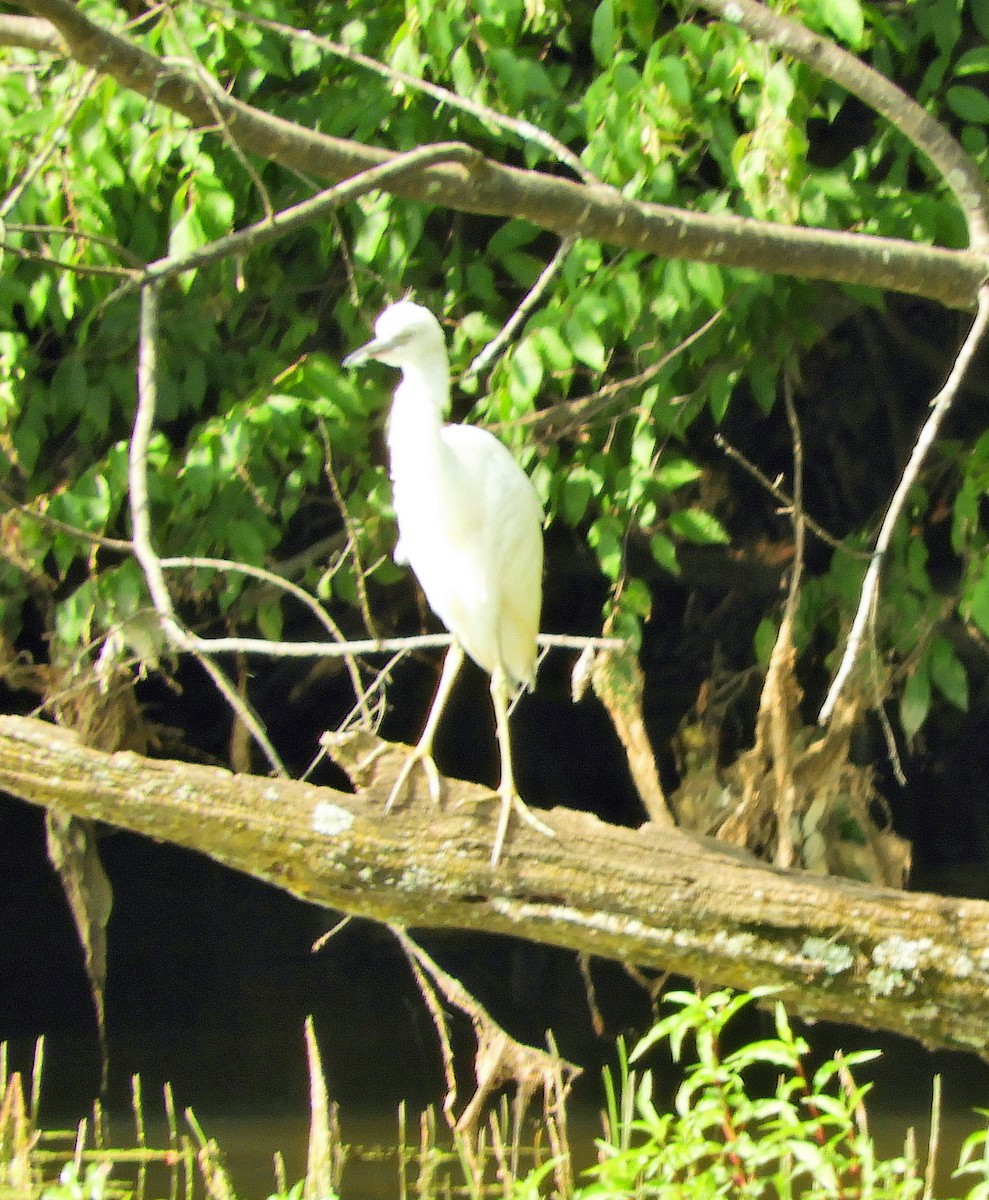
[
  {"left": 0, "top": 12, "right": 64, "bottom": 52},
  {"left": 714, "top": 433, "right": 870, "bottom": 556},
  {"left": 132, "top": 284, "right": 287, "bottom": 774},
  {"left": 819, "top": 285, "right": 989, "bottom": 723},
  {"left": 462, "top": 237, "right": 576, "bottom": 385},
  {"left": 208, "top": 5, "right": 601, "bottom": 187},
  {"left": 4, "top": 712, "right": 989, "bottom": 1060},
  {"left": 6, "top": 0, "right": 987, "bottom": 309},
  {"left": 696, "top": 0, "right": 989, "bottom": 251}
]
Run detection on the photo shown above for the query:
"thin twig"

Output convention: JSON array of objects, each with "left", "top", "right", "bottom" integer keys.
[
  {"left": 158, "top": 14, "right": 274, "bottom": 220},
  {"left": 108, "top": 142, "right": 481, "bottom": 306},
  {"left": 868, "top": 584, "right": 907, "bottom": 785},
  {"left": 3, "top": 497, "right": 623, "bottom": 665},
  {"left": 0, "top": 241, "right": 137, "bottom": 280},
  {"left": 207, "top": 4, "right": 601, "bottom": 187},
  {"left": 714, "top": 433, "right": 871, "bottom": 557},
  {"left": 162, "top": 553, "right": 374, "bottom": 727},
  {"left": 819, "top": 286, "right": 989, "bottom": 723},
  {"left": 318, "top": 422, "right": 379, "bottom": 640},
  {"left": 781, "top": 370, "right": 805, "bottom": 624},
  {"left": 390, "top": 927, "right": 459, "bottom": 1122},
  {"left": 461, "top": 237, "right": 576, "bottom": 384},
  {"left": 5, "top": 223, "right": 145, "bottom": 267},
  {"left": 132, "top": 284, "right": 287, "bottom": 774},
  {"left": 8, "top": 493, "right": 621, "bottom": 657},
  {"left": 0, "top": 65, "right": 96, "bottom": 220},
  {"left": 522, "top": 309, "right": 724, "bottom": 441},
  {"left": 923, "top": 1073, "right": 941, "bottom": 1200}
]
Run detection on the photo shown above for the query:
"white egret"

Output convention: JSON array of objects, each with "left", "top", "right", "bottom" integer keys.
[{"left": 343, "top": 300, "right": 553, "bottom": 867}]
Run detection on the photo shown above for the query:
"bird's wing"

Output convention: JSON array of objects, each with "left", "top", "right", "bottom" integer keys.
[{"left": 434, "top": 425, "right": 544, "bottom": 683}]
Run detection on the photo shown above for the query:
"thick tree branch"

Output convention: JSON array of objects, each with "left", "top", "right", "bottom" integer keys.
[
  {"left": 5, "top": 0, "right": 987, "bottom": 310},
  {"left": 697, "top": 0, "right": 989, "bottom": 251},
  {"left": 2, "top": 714, "right": 989, "bottom": 1060},
  {"left": 0, "top": 12, "right": 64, "bottom": 52}
]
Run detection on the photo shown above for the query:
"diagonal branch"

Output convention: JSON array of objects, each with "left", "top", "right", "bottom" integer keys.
[
  {"left": 207, "top": 4, "right": 600, "bottom": 187},
  {"left": 695, "top": 0, "right": 989, "bottom": 251},
  {"left": 4, "top": 712, "right": 989, "bottom": 1061},
  {"left": 5, "top": 0, "right": 987, "bottom": 309},
  {"left": 132, "top": 283, "right": 287, "bottom": 774},
  {"left": 819, "top": 285, "right": 989, "bottom": 723}
]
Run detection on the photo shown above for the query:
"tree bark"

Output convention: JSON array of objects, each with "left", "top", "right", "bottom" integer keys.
[
  {"left": 4, "top": 1, "right": 987, "bottom": 310},
  {"left": 2, "top": 713, "right": 988, "bottom": 1061}
]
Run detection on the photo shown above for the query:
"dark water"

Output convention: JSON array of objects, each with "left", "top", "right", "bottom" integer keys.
[{"left": 52, "top": 1094, "right": 986, "bottom": 1200}]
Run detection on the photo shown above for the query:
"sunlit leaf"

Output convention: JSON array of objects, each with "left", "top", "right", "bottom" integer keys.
[{"left": 668, "top": 508, "right": 729, "bottom": 545}]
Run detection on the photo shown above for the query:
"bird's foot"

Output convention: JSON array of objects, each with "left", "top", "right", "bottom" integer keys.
[
  {"left": 386, "top": 743, "right": 442, "bottom": 812},
  {"left": 490, "top": 788, "right": 555, "bottom": 869}
]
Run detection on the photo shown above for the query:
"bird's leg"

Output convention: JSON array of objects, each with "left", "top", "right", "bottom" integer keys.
[
  {"left": 387, "top": 641, "right": 464, "bottom": 812},
  {"left": 489, "top": 664, "right": 555, "bottom": 869}
]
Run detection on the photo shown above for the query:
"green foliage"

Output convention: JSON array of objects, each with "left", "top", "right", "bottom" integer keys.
[
  {"left": 14, "top": 991, "right": 989, "bottom": 1199},
  {"left": 41, "top": 1161, "right": 113, "bottom": 1200},
  {"left": 575, "top": 988, "right": 924, "bottom": 1199},
  {"left": 0, "top": 0, "right": 985, "bottom": 750}
]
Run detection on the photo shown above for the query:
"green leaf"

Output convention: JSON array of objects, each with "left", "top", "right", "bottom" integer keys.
[
  {"left": 668, "top": 507, "right": 730, "bottom": 545},
  {"left": 967, "top": 566, "right": 989, "bottom": 637},
  {"left": 168, "top": 207, "right": 206, "bottom": 260},
  {"left": 655, "top": 458, "right": 702, "bottom": 492},
  {"left": 487, "top": 49, "right": 554, "bottom": 103},
  {"left": 487, "top": 220, "right": 541, "bottom": 257},
  {"left": 502, "top": 251, "right": 543, "bottom": 287},
  {"left": 591, "top": 0, "right": 616, "bottom": 66},
  {"left": 815, "top": 0, "right": 865, "bottom": 47},
  {"left": 564, "top": 311, "right": 606, "bottom": 371},
  {"left": 953, "top": 46, "right": 989, "bottom": 77},
  {"left": 973, "top": 0, "right": 989, "bottom": 41},
  {"left": 290, "top": 37, "right": 323, "bottom": 75},
  {"left": 561, "top": 468, "right": 597, "bottom": 525},
  {"left": 532, "top": 325, "right": 573, "bottom": 375},
  {"left": 649, "top": 533, "right": 679, "bottom": 576},
  {"left": 652, "top": 55, "right": 692, "bottom": 107},
  {"left": 588, "top": 514, "right": 623, "bottom": 579},
  {"left": 900, "top": 662, "right": 931, "bottom": 741},
  {"left": 754, "top": 616, "right": 778, "bottom": 667},
  {"left": 684, "top": 260, "right": 725, "bottom": 309},
  {"left": 198, "top": 183, "right": 235, "bottom": 240},
  {"left": 928, "top": 635, "right": 968, "bottom": 711},
  {"left": 946, "top": 86, "right": 989, "bottom": 125},
  {"left": 257, "top": 597, "right": 284, "bottom": 642},
  {"left": 506, "top": 338, "right": 543, "bottom": 405},
  {"left": 621, "top": 577, "right": 652, "bottom": 619},
  {"left": 49, "top": 356, "right": 87, "bottom": 426},
  {"left": 707, "top": 364, "right": 737, "bottom": 425}
]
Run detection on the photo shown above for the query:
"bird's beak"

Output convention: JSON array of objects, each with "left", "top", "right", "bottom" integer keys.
[{"left": 343, "top": 334, "right": 396, "bottom": 368}]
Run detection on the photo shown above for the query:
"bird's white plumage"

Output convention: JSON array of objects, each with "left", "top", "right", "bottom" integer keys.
[
  {"left": 392, "top": 421, "right": 542, "bottom": 685},
  {"left": 343, "top": 300, "right": 551, "bottom": 866},
  {"left": 351, "top": 300, "right": 543, "bottom": 685}
]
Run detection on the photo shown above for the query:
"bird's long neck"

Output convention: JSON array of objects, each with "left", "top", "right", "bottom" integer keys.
[{"left": 386, "top": 356, "right": 450, "bottom": 478}]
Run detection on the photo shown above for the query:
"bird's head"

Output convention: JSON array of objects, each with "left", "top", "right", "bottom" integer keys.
[{"left": 343, "top": 301, "right": 447, "bottom": 370}]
